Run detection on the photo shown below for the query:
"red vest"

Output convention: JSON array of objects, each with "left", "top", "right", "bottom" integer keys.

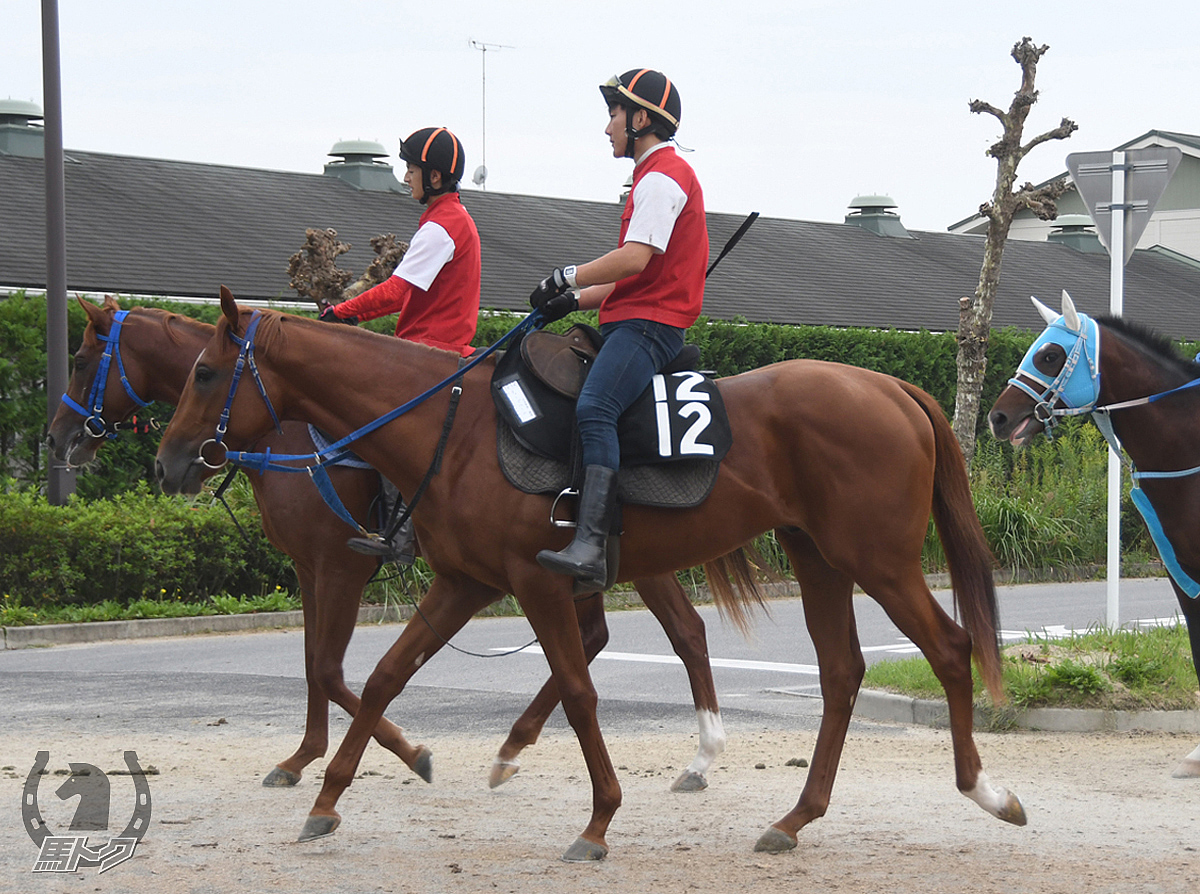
[
  {"left": 600, "top": 147, "right": 708, "bottom": 329},
  {"left": 337, "top": 193, "right": 481, "bottom": 356}
]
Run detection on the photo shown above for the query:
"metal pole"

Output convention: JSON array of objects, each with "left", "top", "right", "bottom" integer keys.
[
  {"left": 1106, "top": 151, "right": 1126, "bottom": 628},
  {"left": 41, "top": 0, "right": 75, "bottom": 503}
]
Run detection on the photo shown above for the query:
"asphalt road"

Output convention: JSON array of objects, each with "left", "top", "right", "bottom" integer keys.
[{"left": 0, "top": 578, "right": 1185, "bottom": 740}]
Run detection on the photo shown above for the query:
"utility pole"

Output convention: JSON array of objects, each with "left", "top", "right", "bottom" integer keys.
[
  {"left": 42, "top": 0, "right": 75, "bottom": 503},
  {"left": 468, "top": 39, "right": 512, "bottom": 189}
]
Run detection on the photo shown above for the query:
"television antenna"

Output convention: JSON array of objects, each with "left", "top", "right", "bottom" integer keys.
[{"left": 469, "top": 39, "right": 512, "bottom": 188}]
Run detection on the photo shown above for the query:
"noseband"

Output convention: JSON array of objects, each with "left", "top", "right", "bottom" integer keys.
[
  {"left": 198, "top": 311, "right": 283, "bottom": 469},
  {"left": 60, "top": 310, "right": 152, "bottom": 439}
]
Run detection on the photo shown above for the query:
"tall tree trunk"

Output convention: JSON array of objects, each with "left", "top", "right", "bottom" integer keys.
[{"left": 952, "top": 37, "right": 1076, "bottom": 465}]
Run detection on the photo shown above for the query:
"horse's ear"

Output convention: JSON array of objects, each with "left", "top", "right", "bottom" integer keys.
[
  {"left": 101, "top": 294, "right": 121, "bottom": 311},
  {"left": 219, "top": 285, "right": 241, "bottom": 332},
  {"left": 78, "top": 295, "right": 111, "bottom": 335},
  {"left": 1060, "top": 290, "right": 1082, "bottom": 333},
  {"left": 1030, "top": 295, "right": 1057, "bottom": 325}
]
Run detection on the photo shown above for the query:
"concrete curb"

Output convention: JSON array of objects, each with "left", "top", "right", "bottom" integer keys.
[
  {"left": 2, "top": 604, "right": 411, "bottom": 650},
  {"left": 849, "top": 688, "right": 1200, "bottom": 734}
]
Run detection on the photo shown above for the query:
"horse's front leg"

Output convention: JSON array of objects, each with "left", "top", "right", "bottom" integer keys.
[
  {"left": 1170, "top": 578, "right": 1200, "bottom": 779},
  {"left": 298, "top": 575, "right": 500, "bottom": 841},
  {"left": 490, "top": 591, "right": 609, "bottom": 788},
  {"left": 636, "top": 573, "right": 725, "bottom": 792},
  {"left": 517, "top": 575, "right": 621, "bottom": 862}
]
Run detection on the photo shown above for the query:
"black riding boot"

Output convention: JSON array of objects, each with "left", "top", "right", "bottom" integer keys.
[
  {"left": 347, "top": 477, "right": 415, "bottom": 564},
  {"left": 536, "top": 465, "right": 618, "bottom": 591}
]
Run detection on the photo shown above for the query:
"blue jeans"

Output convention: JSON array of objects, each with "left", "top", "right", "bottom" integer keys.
[{"left": 576, "top": 319, "right": 685, "bottom": 470}]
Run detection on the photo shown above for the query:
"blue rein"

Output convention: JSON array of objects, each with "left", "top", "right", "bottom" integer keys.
[
  {"left": 206, "top": 308, "right": 544, "bottom": 533},
  {"left": 59, "top": 310, "right": 151, "bottom": 439}
]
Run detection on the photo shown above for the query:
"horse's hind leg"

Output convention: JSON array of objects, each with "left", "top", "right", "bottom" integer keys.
[
  {"left": 490, "top": 591, "right": 610, "bottom": 788},
  {"left": 755, "top": 529, "right": 861, "bottom": 853},
  {"left": 858, "top": 564, "right": 1024, "bottom": 824},
  {"left": 489, "top": 574, "right": 724, "bottom": 793}
]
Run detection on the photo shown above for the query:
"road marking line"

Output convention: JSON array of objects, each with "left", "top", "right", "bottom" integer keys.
[{"left": 493, "top": 646, "right": 821, "bottom": 675}]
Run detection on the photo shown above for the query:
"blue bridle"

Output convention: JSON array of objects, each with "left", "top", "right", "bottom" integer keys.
[
  {"left": 198, "top": 308, "right": 543, "bottom": 533},
  {"left": 1011, "top": 306, "right": 1200, "bottom": 598},
  {"left": 59, "top": 310, "right": 152, "bottom": 439}
]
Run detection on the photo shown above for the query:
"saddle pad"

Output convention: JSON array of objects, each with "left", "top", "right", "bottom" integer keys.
[{"left": 496, "top": 419, "right": 720, "bottom": 509}]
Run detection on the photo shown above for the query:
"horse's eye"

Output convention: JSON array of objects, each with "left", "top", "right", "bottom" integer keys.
[
  {"left": 1041, "top": 348, "right": 1061, "bottom": 365},
  {"left": 194, "top": 364, "right": 216, "bottom": 385}
]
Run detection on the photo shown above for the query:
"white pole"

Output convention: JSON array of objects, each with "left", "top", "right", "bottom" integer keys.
[{"left": 1106, "top": 151, "right": 1126, "bottom": 629}]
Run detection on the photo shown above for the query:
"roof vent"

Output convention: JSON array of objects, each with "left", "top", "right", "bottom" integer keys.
[
  {"left": 1047, "top": 214, "right": 1105, "bottom": 254},
  {"left": 323, "top": 139, "right": 404, "bottom": 193},
  {"left": 844, "top": 194, "right": 911, "bottom": 238},
  {"left": 0, "top": 98, "right": 45, "bottom": 158}
]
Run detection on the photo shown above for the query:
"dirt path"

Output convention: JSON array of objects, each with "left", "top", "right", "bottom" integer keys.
[{"left": 2, "top": 724, "right": 1197, "bottom": 893}]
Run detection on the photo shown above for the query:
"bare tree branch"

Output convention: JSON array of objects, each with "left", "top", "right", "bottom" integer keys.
[{"left": 1020, "top": 117, "right": 1079, "bottom": 159}]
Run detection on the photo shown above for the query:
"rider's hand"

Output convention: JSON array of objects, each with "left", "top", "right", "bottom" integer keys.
[
  {"left": 539, "top": 291, "right": 579, "bottom": 324},
  {"left": 319, "top": 303, "right": 358, "bottom": 325},
  {"left": 529, "top": 266, "right": 578, "bottom": 310}
]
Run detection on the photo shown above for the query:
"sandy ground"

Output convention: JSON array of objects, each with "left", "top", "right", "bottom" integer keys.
[{"left": 2, "top": 723, "right": 1198, "bottom": 894}]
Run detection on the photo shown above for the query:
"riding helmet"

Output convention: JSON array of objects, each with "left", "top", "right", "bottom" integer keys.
[
  {"left": 599, "top": 69, "right": 681, "bottom": 154},
  {"left": 399, "top": 127, "right": 466, "bottom": 202}
]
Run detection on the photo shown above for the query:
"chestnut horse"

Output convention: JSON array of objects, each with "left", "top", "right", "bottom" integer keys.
[
  {"left": 47, "top": 297, "right": 726, "bottom": 793},
  {"left": 988, "top": 290, "right": 1200, "bottom": 779},
  {"left": 155, "top": 288, "right": 1024, "bottom": 861}
]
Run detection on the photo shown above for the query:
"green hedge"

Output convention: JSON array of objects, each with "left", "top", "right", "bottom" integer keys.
[{"left": 0, "top": 480, "right": 295, "bottom": 607}]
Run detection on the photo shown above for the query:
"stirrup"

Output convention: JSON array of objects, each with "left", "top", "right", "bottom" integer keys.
[{"left": 347, "top": 533, "right": 414, "bottom": 565}]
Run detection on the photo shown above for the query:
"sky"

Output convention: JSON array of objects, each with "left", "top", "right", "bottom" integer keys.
[{"left": 6, "top": 1, "right": 1199, "bottom": 233}]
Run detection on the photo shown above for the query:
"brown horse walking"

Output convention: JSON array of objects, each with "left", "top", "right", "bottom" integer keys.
[
  {"left": 155, "top": 288, "right": 1025, "bottom": 860},
  {"left": 48, "top": 297, "right": 727, "bottom": 793},
  {"left": 988, "top": 290, "right": 1200, "bottom": 779}
]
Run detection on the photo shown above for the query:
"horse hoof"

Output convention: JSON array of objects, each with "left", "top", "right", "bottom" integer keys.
[
  {"left": 753, "top": 826, "right": 797, "bottom": 854},
  {"left": 561, "top": 836, "right": 608, "bottom": 862},
  {"left": 297, "top": 814, "right": 340, "bottom": 842},
  {"left": 488, "top": 758, "right": 520, "bottom": 789},
  {"left": 996, "top": 790, "right": 1028, "bottom": 826},
  {"left": 413, "top": 746, "right": 433, "bottom": 784},
  {"left": 262, "top": 766, "right": 302, "bottom": 787},
  {"left": 670, "top": 770, "right": 708, "bottom": 792},
  {"left": 1170, "top": 758, "right": 1200, "bottom": 779}
]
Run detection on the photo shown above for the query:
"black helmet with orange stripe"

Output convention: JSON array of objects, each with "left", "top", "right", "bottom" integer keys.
[
  {"left": 599, "top": 69, "right": 681, "bottom": 157},
  {"left": 399, "top": 127, "right": 466, "bottom": 203}
]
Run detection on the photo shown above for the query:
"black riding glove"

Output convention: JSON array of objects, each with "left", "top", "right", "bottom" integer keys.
[
  {"left": 319, "top": 304, "right": 358, "bottom": 325},
  {"left": 529, "top": 266, "right": 578, "bottom": 310},
  {"left": 539, "top": 291, "right": 579, "bottom": 324}
]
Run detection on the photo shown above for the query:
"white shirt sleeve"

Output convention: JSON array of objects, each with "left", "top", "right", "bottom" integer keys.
[
  {"left": 623, "top": 171, "right": 688, "bottom": 254},
  {"left": 393, "top": 220, "right": 455, "bottom": 291}
]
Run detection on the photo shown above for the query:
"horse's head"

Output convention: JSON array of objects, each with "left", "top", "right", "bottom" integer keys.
[
  {"left": 155, "top": 286, "right": 284, "bottom": 495},
  {"left": 47, "top": 296, "right": 151, "bottom": 466},
  {"left": 987, "top": 290, "right": 1102, "bottom": 446}
]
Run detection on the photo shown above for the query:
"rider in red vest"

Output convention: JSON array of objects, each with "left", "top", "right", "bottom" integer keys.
[
  {"left": 321, "top": 126, "right": 481, "bottom": 560},
  {"left": 529, "top": 69, "right": 708, "bottom": 590}
]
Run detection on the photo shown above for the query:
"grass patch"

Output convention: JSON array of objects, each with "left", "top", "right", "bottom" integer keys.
[
  {"left": 862, "top": 623, "right": 1199, "bottom": 721},
  {"left": 0, "top": 587, "right": 301, "bottom": 627}
]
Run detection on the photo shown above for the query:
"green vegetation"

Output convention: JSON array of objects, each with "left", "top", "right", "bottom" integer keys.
[{"left": 861, "top": 623, "right": 1199, "bottom": 724}]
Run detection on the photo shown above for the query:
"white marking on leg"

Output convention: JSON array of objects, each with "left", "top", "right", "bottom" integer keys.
[
  {"left": 962, "top": 771, "right": 1009, "bottom": 817},
  {"left": 686, "top": 710, "right": 726, "bottom": 776}
]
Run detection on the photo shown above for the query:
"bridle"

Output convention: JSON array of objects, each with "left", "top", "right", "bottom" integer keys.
[
  {"left": 59, "top": 309, "right": 153, "bottom": 439},
  {"left": 1005, "top": 313, "right": 1101, "bottom": 441},
  {"left": 197, "top": 310, "right": 283, "bottom": 470}
]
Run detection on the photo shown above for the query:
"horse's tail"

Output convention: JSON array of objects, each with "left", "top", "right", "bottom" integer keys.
[
  {"left": 899, "top": 380, "right": 1005, "bottom": 704},
  {"left": 703, "top": 543, "right": 775, "bottom": 636}
]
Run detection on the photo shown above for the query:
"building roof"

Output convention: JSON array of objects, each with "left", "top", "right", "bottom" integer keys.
[{"left": 5, "top": 146, "right": 1200, "bottom": 337}]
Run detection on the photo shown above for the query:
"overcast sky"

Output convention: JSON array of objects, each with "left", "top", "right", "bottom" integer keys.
[{"left": 6, "top": 2, "right": 1198, "bottom": 233}]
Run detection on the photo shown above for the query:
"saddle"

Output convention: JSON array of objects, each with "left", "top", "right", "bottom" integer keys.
[{"left": 491, "top": 326, "right": 731, "bottom": 508}]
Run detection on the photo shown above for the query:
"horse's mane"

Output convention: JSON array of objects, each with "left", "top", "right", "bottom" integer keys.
[{"left": 1097, "top": 314, "right": 1200, "bottom": 380}]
